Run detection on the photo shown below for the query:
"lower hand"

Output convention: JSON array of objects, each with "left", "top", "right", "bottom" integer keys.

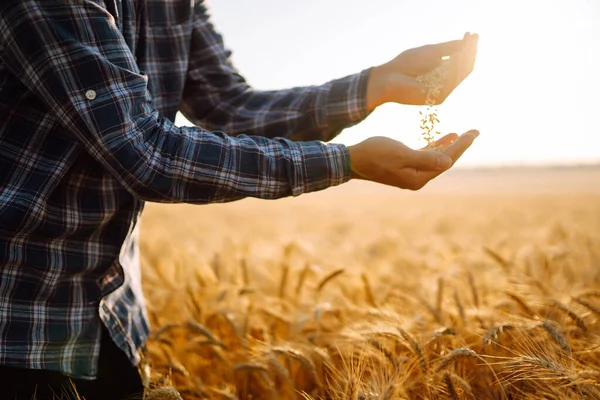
[{"left": 346, "top": 130, "right": 479, "bottom": 190}]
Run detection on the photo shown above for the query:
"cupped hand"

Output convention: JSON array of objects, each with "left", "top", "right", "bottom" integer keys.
[
  {"left": 366, "top": 33, "right": 479, "bottom": 109},
  {"left": 347, "top": 130, "right": 479, "bottom": 190}
]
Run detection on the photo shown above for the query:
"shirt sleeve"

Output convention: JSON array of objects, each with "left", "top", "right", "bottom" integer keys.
[
  {"left": 0, "top": 0, "right": 351, "bottom": 204},
  {"left": 178, "top": 2, "right": 372, "bottom": 143}
]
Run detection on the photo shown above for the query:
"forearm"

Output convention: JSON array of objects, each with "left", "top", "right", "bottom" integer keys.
[
  {"left": 111, "top": 118, "right": 352, "bottom": 203},
  {"left": 180, "top": 69, "right": 372, "bottom": 143}
]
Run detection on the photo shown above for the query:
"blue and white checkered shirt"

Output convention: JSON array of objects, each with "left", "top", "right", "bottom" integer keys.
[{"left": 0, "top": 0, "right": 370, "bottom": 378}]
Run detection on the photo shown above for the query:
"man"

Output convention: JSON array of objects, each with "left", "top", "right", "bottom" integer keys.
[{"left": 0, "top": 0, "right": 479, "bottom": 398}]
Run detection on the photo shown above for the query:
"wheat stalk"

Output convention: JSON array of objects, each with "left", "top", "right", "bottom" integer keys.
[{"left": 316, "top": 268, "right": 345, "bottom": 293}]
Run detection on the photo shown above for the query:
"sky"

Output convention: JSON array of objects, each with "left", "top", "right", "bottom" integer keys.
[{"left": 175, "top": 0, "right": 600, "bottom": 167}]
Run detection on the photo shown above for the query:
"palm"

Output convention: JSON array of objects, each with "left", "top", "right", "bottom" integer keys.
[
  {"left": 348, "top": 131, "right": 479, "bottom": 190},
  {"left": 393, "top": 48, "right": 448, "bottom": 77}
]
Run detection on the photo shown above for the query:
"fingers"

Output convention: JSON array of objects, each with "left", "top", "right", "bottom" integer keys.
[
  {"left": 421, "top": 133, "right": 458, "bottom": 150},
  {"left": 403, "top": 129, "right": 480, "bottom": 189},
  {"left": 460, "top": 33, "right": 479, "bottom": 77},
  {"left": 421, "top": 32, "right": 473, "bottom": 59},
  {"left": 441, "top": 129, "right": 479, "bottom": 162},
  {"left": 437, "top": 33, "right": 479, "bottom": 103},
  {"left": 420, "top": 32, "right": 476, "bottom": 60},
  {"left": 407, "top": 129, "right": 478, "bottom": 175},
  {"left": 421, "top": 39, "right": 464, "bottom": 59}
]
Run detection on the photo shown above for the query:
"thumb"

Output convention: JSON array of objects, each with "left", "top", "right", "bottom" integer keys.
[{"left": 405, "top": 149, "right": 453, "bottom": 171}]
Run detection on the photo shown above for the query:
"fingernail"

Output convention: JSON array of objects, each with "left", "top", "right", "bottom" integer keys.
[
  {"left": 437, "top": 155, "right": 453, "bottom": 170},
  {"left": 463, "top": 129, "right": 479, "bottom": 138}
]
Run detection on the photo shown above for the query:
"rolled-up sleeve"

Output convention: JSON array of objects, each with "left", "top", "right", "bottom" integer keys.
[{"left": 0, "top": 0, "right": 351, "bottom": 204}]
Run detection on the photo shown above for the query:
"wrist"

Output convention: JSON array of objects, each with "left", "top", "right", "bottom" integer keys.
[
  {"left": 366, "top": 63, "right": 390, "bottom": 111},
  {"left": 346, "top": 144, "right": 363, "bottom": 180}
]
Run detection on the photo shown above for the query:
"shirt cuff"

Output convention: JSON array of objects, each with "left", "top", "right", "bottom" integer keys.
[
  {"left": 317, "top": 68, "right": 373, "bottom": 134},
  {"left": 289, "top": 142, "right": 351, "bottom": 196}
]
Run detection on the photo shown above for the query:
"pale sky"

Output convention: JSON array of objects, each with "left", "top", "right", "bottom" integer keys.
[{"left": 176, "top": 0, "right": 600, "bottom": 167}]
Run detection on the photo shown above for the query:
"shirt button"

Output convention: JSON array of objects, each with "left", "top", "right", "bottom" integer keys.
[{"left": 85, "top": 90, "right": 97, "bottom": 100}]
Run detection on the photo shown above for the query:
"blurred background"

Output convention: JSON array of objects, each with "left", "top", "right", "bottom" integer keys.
[{"left": 176, "top": 0, "right": 600, "bottom": 168}]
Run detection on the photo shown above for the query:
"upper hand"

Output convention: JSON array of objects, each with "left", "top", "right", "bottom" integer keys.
[
  {"left": 347, "top": 130, "right": 479, "bottom": 190},
  {"left": 366, "top": 33, "right": 479, "bottom": 109}
]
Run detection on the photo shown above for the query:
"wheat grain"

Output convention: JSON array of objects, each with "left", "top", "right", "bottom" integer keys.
[
  {"left": 553, "top": 300, "right": 588, "bottom": 333},
  {"left": 443, "top": 371, "right": 459, "bottom": 400},
  {"left": 345, "top": 377, "right": 359, "bottom": 400},
  {"left": 232, "top": 363, "right": 269, "bottom": 373},
  {"left": 482, "top": 324, "right": 515, "bottom": 345},
  {"left": 366, "top": 338, "right": 396, "bottom": 367},
  {"left": 396, "top": 327, "right": 427, "bottom": 374},
  {"left": 271, "top": 346, "right": 320, "bottom": 385},
  {"left": 573, "top": 296, "right": 600, "bottom": 317},
  {"left": 540, "top": 320, "right": 571, "bottom": 353},
  {"left": 444, "top": 371, "right": 474, "bottom": 399},
  {"left": 437, "top": 348, "right": 485, "bottom": 371}
]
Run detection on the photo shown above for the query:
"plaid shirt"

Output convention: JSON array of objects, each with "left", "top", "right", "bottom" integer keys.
[{"left": 0, "top": 0, "right": 370, "bottom": 379}]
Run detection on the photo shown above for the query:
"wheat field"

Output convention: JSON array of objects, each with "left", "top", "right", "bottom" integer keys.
[{"left": 139, "top": 166, "right": 600, "bottom": 400}]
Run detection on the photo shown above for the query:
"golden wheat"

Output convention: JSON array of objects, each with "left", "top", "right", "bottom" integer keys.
[{"left": 135, "top": 173, "right": 600, "bottom": 399}]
